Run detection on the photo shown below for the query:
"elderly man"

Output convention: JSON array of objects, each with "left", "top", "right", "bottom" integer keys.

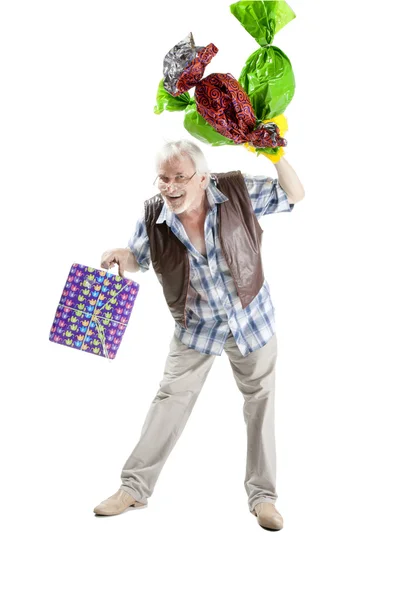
[{"left": 95, "top": 139, "right": 305, "bottom": 530}]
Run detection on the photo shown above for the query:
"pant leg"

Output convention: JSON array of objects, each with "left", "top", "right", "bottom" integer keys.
[
  {"left": 120, "top": 333, "right": 216, "bottom": 504},
  {"left": 223, "top": 333, "right": 278, "bottom": 512}
]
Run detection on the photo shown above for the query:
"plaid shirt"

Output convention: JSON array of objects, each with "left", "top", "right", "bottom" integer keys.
[{"left": 128, "top": 174, "right": 294, "bottom": 356}]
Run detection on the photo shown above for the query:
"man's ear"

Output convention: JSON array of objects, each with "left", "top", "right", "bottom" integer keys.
[{"left": 200, "top": 174, "right": 208, "bottom": 189}]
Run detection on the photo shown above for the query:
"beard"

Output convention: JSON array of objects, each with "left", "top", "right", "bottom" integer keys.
[{"left": 162, "top": 191, "right": 189, "bottom": 214}]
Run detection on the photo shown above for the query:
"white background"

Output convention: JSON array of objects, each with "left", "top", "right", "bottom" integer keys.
[{"left": 1, "top": 1, "right": 399, "bottom": 598}]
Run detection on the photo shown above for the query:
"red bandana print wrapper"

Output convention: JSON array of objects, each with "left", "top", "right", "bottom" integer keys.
[
  {"left": 162, "top": 34, "right": 286, "bottom": 149},
  {"left": 195, "top": 73, "right": 286, "bottom": 148}
]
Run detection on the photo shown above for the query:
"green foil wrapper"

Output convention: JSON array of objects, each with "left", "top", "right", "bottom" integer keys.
[
  {"left": 154, "top": 79, "right": 191, "bottom": 114},
  {"left": 239, "top": 46, "right": 295, "bottom": 119},
  {"left": 231, "top": 1, "right": 296, "bottom": 120},
  {"left": 230, "top": 1, "right": 296, "bottom": 46},
  {"left": 184, "top": 104, "right": 235, "bottom": 146},
  {"left": 154, "top": 79, "right": 235, "bottom": 147}
]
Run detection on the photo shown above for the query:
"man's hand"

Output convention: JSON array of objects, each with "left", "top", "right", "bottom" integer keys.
[{"left": 100, "top": 248, "right": 139, "bottom": 277}]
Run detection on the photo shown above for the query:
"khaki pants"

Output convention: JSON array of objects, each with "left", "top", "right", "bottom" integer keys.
[{"left": 120, "top": 331, "right": 278, "bottom": 512}]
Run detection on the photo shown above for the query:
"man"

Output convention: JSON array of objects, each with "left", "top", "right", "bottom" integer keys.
[{"left": 96, "top": 139, "right": 305, "bottom": 530}]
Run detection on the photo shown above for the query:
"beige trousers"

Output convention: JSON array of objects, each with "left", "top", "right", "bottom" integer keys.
[{"left": 120, "top": 331, "right": 278, "bottom": 512}]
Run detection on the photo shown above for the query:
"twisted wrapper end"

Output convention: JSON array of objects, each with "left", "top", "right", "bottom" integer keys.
[
  {"left": 163, "top": 33, "right": 218, "bottom": 97},
  {"left": 247, "top": 122, "right": 287, "bottom": 148}
]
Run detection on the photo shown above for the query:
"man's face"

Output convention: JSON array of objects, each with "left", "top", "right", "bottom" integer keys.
[{"left": 157, "top": 154, "right": 206, "bottom": 215}]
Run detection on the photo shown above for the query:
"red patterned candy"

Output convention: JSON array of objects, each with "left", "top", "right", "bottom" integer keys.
[
  {"left": 163, "top": 34, "right": 287, "bottom": 149},
  {"left": 195, "top": 73, "right": 255, "bottom": 145}
]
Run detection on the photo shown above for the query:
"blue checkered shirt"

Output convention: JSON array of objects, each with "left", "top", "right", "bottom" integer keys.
[{"left": 127, "top": 174, "right": 294, "bottom": 356}]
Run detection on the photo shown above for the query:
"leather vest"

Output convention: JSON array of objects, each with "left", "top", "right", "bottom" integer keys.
[{"left": 144, "top": 171, "right": 264, "bottom": 328}]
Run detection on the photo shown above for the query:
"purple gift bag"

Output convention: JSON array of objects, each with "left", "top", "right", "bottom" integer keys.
[{"left": 49, "top": 263, "right": 139, "bottom": 360}]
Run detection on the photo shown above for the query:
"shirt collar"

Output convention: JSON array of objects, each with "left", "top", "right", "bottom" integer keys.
[{"left": 155, "top": 176, "right": 228, "bottom": 225}]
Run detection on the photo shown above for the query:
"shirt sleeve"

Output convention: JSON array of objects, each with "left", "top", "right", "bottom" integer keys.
[
  {"left": 242, "top": 173, "right": 295, "bottom": 219},
  {"left": 127, "top": 214, "right": 151, "bottom": 273}
]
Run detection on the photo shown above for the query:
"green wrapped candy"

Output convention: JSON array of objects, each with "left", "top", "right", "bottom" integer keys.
[
  {"left": 231, "top": 1, "right": 296, "bottom": 120},
  {"left": 239, "top": 46, "right": 295, "bottom": 119}
]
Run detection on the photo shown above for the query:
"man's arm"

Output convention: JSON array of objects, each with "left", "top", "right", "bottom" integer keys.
[
  {"left": 101, "top": 215, "right": 150, "bottom": 276},
  {"left": 124, "top": 249, "right": 140, "bottom": 273},
  {"left": 274, "top": 157, "right": 305, "bottom": 204}
]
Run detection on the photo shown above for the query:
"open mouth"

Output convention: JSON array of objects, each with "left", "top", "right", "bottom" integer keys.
[{"left": 166, "top": 193, "right": 184, "bottom": 202}]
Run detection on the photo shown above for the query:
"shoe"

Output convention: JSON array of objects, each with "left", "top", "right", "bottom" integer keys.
[
  {"left": 251, "top": 502, "right": 283, "bottom": 530},
  {"left": 93, "top": 489, "right": 146, "bottom": 516}
]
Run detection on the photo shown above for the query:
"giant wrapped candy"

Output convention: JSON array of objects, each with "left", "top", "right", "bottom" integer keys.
[
  {"left": 49, "top": 264, "right": 139, "bottom": 360},
  {"left": 155, "top": 1, "right": 296, "bottom": 162},
  {"left": 158, "top": 33, "right": 286, "bottom": 149}
]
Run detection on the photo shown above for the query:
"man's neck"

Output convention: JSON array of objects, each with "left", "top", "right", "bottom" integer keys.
[{"left": 178, "top": 191, "right": 208, "bottom": 222}]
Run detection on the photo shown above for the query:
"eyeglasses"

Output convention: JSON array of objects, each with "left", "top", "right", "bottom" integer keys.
[{"left": 153, "top": 172, "right": 197, "bottom": 189}]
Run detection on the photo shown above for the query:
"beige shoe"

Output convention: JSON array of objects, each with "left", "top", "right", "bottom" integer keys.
[
  {"left": 251, "top": 502, "right": 284, "bottom": 530},
  {"left": 93, "top": 489, "right": 146, "bottom": 516}
]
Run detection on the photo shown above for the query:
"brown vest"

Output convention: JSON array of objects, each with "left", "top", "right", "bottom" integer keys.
[{"left": 144, "top": 171, "right": 264, "bottom": 328}]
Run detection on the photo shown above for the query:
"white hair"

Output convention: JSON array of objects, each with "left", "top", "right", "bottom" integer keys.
[{"left": 155, "top": 139, "right": 211, "bottom": 187}]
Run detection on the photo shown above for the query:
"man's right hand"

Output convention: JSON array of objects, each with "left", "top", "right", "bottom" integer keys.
[{"left": 100, "top": 248, "right": 137, "bottom": 277}]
